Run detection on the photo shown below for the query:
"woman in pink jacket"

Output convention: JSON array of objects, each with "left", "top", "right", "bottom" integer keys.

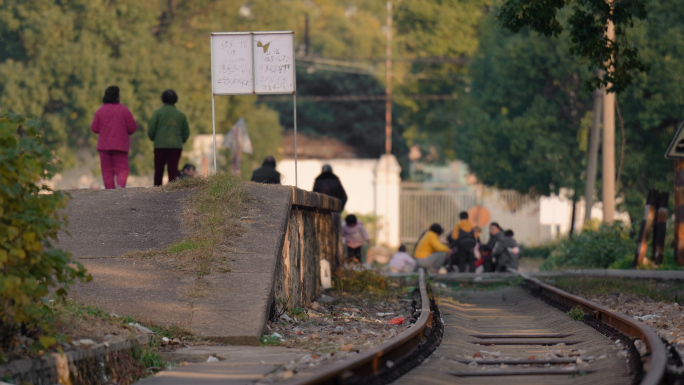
[{"left": 90, "top": 86, "right": 137, "bottom": 189}]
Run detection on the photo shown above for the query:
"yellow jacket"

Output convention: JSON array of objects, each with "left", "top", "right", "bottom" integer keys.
[
  {"left": 414, "top": 231, "right": 450, "bottom": 259},
  {"left": 451, "top": 219, "right": 474, "bottom": 241}
]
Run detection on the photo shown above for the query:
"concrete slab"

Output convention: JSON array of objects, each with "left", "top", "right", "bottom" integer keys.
[
  {"left": 59, "top": 183, "right": 293, "bottom": 343},
  {"left": 138, "top": 346, "right": 307, "bottom": 385},
  {"left": 57, "top": 188, "right": 191, "bottom": 258}
]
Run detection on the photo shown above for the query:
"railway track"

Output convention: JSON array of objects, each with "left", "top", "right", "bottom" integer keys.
[{"left": 281, "top": 269, "right": 671, "bottom": 385}]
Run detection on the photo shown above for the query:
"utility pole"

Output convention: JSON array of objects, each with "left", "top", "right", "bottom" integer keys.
[
  {"left": 584, "top": 83, "right": 603, "bottom": 222},
  {"left": 385, "top": 0, "right": 392, "bottom": 155},
  {"left": 602, "top": 12, "right": 616, "bottom": 223}
]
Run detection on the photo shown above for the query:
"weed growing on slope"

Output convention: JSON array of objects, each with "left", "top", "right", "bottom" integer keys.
[{"left": 126, "top": 172, "right": 247, "bottom": 286}]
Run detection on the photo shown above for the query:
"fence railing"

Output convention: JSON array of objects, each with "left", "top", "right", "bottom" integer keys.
[{"left": 399, "top": 184, "right": 548, "bottom": 246}]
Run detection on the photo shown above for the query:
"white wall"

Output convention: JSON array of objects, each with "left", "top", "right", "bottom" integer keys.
[
  {"left": 278, "top": 156, "right": 402, "bottom": 247},
  {"left": 278, "top": 158, "right": 378, "bottom": 216}
]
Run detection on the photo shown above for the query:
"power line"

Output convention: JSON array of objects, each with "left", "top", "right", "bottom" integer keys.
[
  {"left": 298, "top": 55, "right": 470, "bottom": 65},
  {"left": 295, "top": 63, "right": 464, "bottom": 81},
  {"left": 259, "top": 94, "right": 458, "bottom": 102}
]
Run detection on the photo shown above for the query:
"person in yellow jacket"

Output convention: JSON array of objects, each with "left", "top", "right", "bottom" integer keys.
[{"left": 413, "top": 224, "right": 450, "bottom": 273}]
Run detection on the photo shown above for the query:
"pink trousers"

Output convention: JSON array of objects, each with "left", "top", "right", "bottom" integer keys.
[{"left": 99, "top": 150, "right": 129, "bottom": 189}]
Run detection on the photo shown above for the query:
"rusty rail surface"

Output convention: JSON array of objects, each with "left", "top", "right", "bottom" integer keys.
[
  {"left": 515, "top": 270, "right": 667, "bottom": 385},
  {"left": 283, "top": 269, "right": 668, "bottom": 385},
  {"left": 281, "top": 268, "right": 433, "bottom": 385}
]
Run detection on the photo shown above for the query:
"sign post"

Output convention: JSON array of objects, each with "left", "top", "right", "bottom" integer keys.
[
  {"left": 210, "top": 31, "right": 297, "bottom": 186},
  {"left": 664, "top": 121, "right": 684, "bottom": 266}
]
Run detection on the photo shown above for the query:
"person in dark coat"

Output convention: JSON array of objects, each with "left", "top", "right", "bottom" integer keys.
[
  {"left": 251, "top": 156, "right": 281, "bottom": 184},
  {"left": 481, "top": 222, "right": 503, "bottom": 272},
  {"left": 493, "top": 229, "right": 520, "bottom": 272},
  {"left": 447, "top": 211, "right": 477, "bottom": 273},
  {"left": 313, "top": 164, "right": 347, "bottom": 209}
]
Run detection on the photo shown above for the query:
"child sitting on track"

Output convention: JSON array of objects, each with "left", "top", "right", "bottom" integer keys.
[{"left": 388, "top": 245, "right": 416, "bottom": 273}]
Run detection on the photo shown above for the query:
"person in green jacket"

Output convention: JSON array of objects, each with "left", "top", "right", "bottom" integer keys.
[{"left": 148, "top": 89, "right": 190, "bottom": 186}]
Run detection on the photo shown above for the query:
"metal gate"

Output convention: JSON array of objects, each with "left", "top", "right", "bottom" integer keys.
[{"left": 399, "top": 183, "right": 547, "bottom": 245}]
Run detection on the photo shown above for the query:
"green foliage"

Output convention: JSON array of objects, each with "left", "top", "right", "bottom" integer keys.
[
  {"left": 610, "top": 250, "right": 683, "bottom": 271},
  {"left": 0, "top": 0, "right": 492, "bottom": 176},
  {"left": 497, "top": 0, "right": 647, "bottom": 92},
  {"left": 132, "top": 341, "right": 166, "bottom": 372},
  {"left": 568, "top": 306, "right": 586, "bottom": 321},
  {"left": 0, "top": 113, "right": 90, "bottom": 353},
  {"left": 456, "top": 15, "right": 589, "bottom": 198},
  {"left": 332, "top": 268, "right": 388, "bottom": 293},
  {"left": 520, "top": 242, "right": 559, "bottom": 260},
  {"left": 540, "top": 223, "right": 633, "bottom": 270},
  {"left": 458, "top": 2, "right": 684, "bottom": 221},
  {"left": 288, "top": 307, "right": 308, "bottom": 321},
  {"left": 166, "top": 240, "right": 200, "bottom": 254}
]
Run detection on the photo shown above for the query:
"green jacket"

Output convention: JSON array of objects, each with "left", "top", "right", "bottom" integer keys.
[{"left": 148, "top": 105, "right": 189, "bottom": 149}]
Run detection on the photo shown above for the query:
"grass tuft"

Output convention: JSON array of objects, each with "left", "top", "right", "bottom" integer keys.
[
  {"left": 127, "top": 173, "right": 247, "bottom": 288},
  {"left": 568, "top": 306, "right": 586, "bottom": 321}
]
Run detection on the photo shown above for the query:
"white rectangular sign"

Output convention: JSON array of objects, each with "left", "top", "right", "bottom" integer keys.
[
  {"left": 253, "top": 33, "right": 295, "bottom": 94},
  {"left": 211, "top": 33, "right": 253, "bottom": 95},
  {"left": 210, "top": 31, "right": 294, "bottom": 95}
]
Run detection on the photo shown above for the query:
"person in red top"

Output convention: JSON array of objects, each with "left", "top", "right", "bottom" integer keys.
[{"left": 90, "top": 86, "right": 138, "bottom": 189}]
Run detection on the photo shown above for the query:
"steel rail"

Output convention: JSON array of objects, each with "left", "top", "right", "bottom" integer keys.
[
  {"left": 280, "top": 268, "right": 432, "bottom": 385},
  {"left": 514, "top": 270, "right": 667, "bottom": 385},
  {"left": 283, "top": 269, "right": 668, "bottom": 385}
]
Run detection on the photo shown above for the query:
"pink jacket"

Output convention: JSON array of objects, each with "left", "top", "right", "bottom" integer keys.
[
  {"left": 342, "top": 221, "right": 370, "bottom": 249},
  {"left": 91, "top": 103, "right": 137, "bottom": 152}
]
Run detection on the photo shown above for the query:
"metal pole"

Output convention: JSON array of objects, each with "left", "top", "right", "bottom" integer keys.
[
  {"left": 653, "top": 191, "right": 669, "bottom": 265},
  {"left": 294, "top": 93, "right": 298, "bottom": 188},
  {"left": 385, "top": 0, "right": 392, "bottom": 155},
  {"left": 602, "top": 10, "right": 616, "bottom": 223},
  {"left": 383, "top": 0, "right": 392, "bottom": 246},
  {"left": 210, "top": 34, "right": 217, "bottom": 175},
  {"left": 633, "top": 189, "right": 657, "bottom": 267},
  {"left": 675, "top": 160, "right": 684, "bottom": 266},
  {"left": 584, "top": 84, "right": 603, "bottom": 222},
  {"left": 212, "top": 95, "right": 217, "bottom": 174},
  {"left": 292, "top": 31, "right": 298, "bottom": 188}
]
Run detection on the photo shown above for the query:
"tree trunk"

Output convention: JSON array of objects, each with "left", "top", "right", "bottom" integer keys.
[
  {"left": 584, "top": 85, "right": 603, "bottom": 222},
  {"left": 570, "top": 199, "right": 577, "bottom": 237}
]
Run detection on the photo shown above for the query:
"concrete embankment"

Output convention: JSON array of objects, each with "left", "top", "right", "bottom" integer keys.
[{"left": 58, "top": 183, "right": 342, "bottom": 344}]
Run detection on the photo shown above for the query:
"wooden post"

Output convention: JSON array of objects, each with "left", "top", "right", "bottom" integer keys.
[
  {"left": 602, "top": 16, "right": 616, "bottom": 223},
  {"left": 633, "top": 189, "right": 657, "bottom": 267},
  {"left": 652, "top": 191, "right": 669, "bottom": 265},
  {"left": 675, "top": 160, "right": 684, "bottom": 266}
]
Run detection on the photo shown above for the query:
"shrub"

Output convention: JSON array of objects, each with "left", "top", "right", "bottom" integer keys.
[
  {"left": 540, "top": 222, "right": 632, "bottom": 271},
  {"left": 0, "top": 113, "right": 90, "bottom": 353},
  {"left": 610, "top": 249, "right": 683, "bottom": 270},
  {"left": 519, "top": 241, "right": 559, "bottom": 259},
  {"left": 568, "top": 306, "right": 586, "bottom": 321},
  {"left": 332, "top": 267, "right": 388, "bottom": 293}
]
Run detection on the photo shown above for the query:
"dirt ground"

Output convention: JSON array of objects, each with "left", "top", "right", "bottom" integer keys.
[
  {"left": 255, "top": 277, "right": 416, "bottom": 383},
  {"left": 545, "top": 277, "right": 684, "bottom": 365}
]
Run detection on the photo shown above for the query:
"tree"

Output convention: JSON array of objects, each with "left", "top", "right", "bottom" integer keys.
[
  {"left": 0, "top": 113, "right": 89, "bottom": 352},
  {"left": 497, "top": 0, "right": 647, "bottom": 92},
  {"left": 0, "top": 0, "right": 284, "bottom": 178},
  {"left": 455, "top": 14, "right": 591, "bottom": 199},
  {"left": 457, "top": 0, "right": 684, "bottom": 223}
]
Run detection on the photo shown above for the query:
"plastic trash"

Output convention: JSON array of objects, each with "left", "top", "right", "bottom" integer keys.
[{"left": 321, "top": 259, "right": 332, "bottom": 289}]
